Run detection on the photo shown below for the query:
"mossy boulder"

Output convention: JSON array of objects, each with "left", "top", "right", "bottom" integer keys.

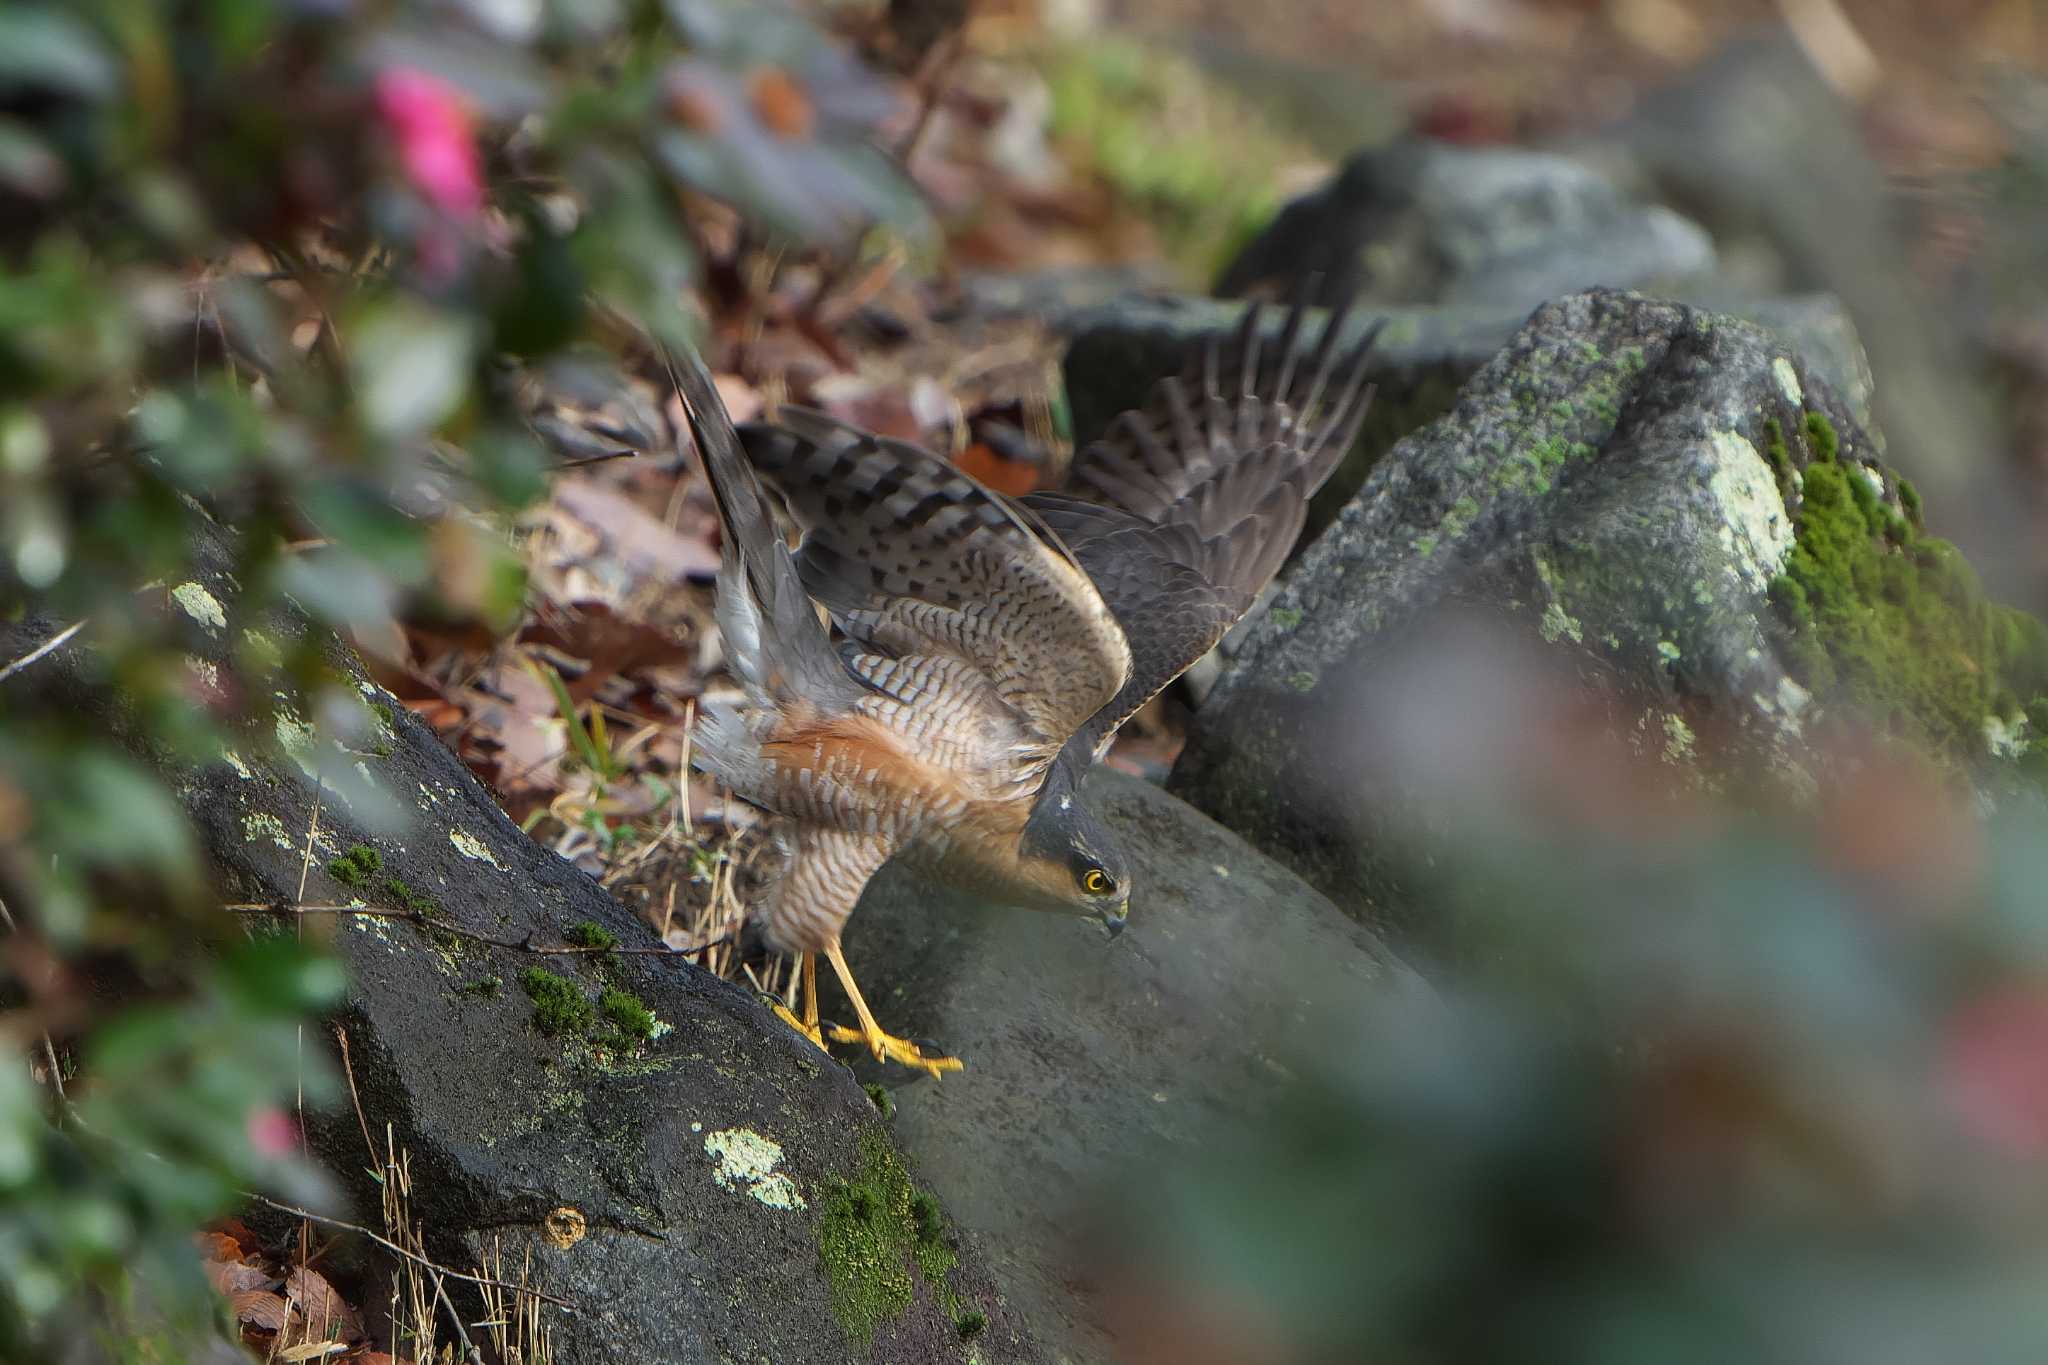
[
  {"left": 1169, "top": 289, "right": 2048, "bottom": 936},
  {"left": 0, "top": 525, "right": 1034, "bottom": 1365}
]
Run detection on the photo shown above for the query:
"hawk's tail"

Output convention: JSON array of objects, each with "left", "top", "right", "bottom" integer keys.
[{"left": 667, "top": 340, "right": 860, "bottom": 722}]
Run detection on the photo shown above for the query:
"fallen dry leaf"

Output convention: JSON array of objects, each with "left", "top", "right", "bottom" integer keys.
[
  {"left": 203, "top": 1256, "right": 274, "bottom": 1295},
  {"left": 286, "top": 1264, "right": 364, "bottom": 1343},
  {"left": 232, "top": 1288, "right": 296, "bottom": 1332}
]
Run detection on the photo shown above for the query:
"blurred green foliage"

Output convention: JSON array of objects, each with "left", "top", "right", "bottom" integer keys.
[
  {"left": 0, "top": 0, "right": 918, "bottom": 1354},
  {"left": 1042, "top": 36, "right": 1306, "bottom": 284},
  {"left": 1101, "top": 787, "right": 2048, "bottom": 1364}
]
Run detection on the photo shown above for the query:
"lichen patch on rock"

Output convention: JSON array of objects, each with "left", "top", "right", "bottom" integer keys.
[
  {"left": 1703, "top": 429, "right": 1793, "bottom": 596},
  {"left": 1772, "top": 356, "right": 1803, "bottom": 406},
  {"left": 704, "top": 1128, "right": 806, "bottom": 1211},
  {"left": 449, "top": 828, "right": 504, "bottom": 869},
  {"left": 242, "top": 812, "right": 295, "bottom": 850},
  {"left": 170, "top": 581, "right": 226, "bottom": 633}
]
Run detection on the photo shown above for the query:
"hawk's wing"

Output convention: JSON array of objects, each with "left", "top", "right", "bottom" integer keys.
[
  {"left": 735, "top": 409, "right": 1131, "bottom": 775},
  {"left": 1026, "top": 299, "right": 1381, "bottom": 756}
]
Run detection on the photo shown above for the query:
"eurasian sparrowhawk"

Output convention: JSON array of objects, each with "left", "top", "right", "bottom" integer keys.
[{"left": 673, "top": 300, "right": 1379, "bottom": 1073}]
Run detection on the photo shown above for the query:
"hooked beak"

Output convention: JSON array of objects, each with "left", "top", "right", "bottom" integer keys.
[{"left": 1098, "top": 899, "right": 1129, "bottom": 939}]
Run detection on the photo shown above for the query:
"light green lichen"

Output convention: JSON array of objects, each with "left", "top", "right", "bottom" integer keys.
[
  {"left": 1703, "top": 429, "right": 1794, "bottom": 596},
  {"left": 1772, "top": 357, "right": 1803, "bottom": 406},
  {"left": 1534, "top": 555, "right": 1585, "bottom": 645},
  {"left": 272, "top": 700, "right": 318, "bottom": 780},
  {"left": 448, "top": 828, "right": 504, "bottom": 869},
  {"left": 1438, "top": 494, "right": 1479, "bottom": 542},
  {"left": 704, "top": 1128, "right": 806, "bottom": 1211},
  {"left": 1662, "top": 714, "right": 1697, "bottom": 765},
  {"left": 170, "top": 581, "right": 226, "bottom": 633},
  {"left": 242, "top": 812, "right": 294, "bottom": 850}
]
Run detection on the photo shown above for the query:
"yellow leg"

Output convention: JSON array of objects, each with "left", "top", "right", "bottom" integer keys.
[
  {"left": 770, "top": 952, "right": 828, "bottom": 1054},
  {"left": 823, "top": 944, "right": 963, "bottom": 1077}
]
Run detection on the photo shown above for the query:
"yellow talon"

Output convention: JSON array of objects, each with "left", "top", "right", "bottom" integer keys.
[
  {"left": 771, "top": 1000, "right": 827, "bottom": 1053},
  {"left": 824, "top": 944, "right": 963, "bottom": 1077},
  {"left": 824, "top": 1022, "right": 963, "bottom": 1076}
]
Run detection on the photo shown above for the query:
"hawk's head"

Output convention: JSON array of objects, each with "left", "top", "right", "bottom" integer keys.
[{"left": 1015, "top": 759, "right": 1130, "bottom": 936}]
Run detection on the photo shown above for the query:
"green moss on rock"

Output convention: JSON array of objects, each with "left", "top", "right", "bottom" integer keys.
[
  {"left": 566, "top": 919, "right": 618, "bottom": 952},
  {"left": 520, "top": 967, "right": 596, "bottom": 1036},
  {"left": 381, "top": 876, "right": 440, "bottom": 916},
  {"left": 1770, "top": 432, "right": 2048, "bottom": 762},
  {"left": 326, "top": 843, "right": 382, "bottom": 886},
  {"left": 817, "top": 1134, "right": 973, "bottom": 1349},
  {"left": 598, "top": 987, "right": 656, "bottom": 1045}
]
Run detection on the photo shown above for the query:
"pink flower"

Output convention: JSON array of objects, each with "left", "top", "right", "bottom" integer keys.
[
  {"left": 374, "top": 66, "right": 484, "bottom": 222},
  {"left": 1943, "top": 989, "right": 2048, "bottom": 1157},
  {"left": 245, "top": 1104, "right": 299, "bottom": 1159}
]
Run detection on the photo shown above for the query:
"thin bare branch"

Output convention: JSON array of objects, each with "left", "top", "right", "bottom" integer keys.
[{"left": 0, "top": 620, "right": 85, "bottom": 685}]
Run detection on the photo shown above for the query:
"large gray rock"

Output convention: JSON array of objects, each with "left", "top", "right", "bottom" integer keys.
[
  {"left": 1167, "top": 290, "right": 1883, "bottom": 931},
  {"left": 1061, "top": 291, "right": 1873, "bottom": 547},
  {"left": 838, "top": 768, "right": 1424, "bottom": 1365},
  {"left": 0, "top": 534, "right": 1032, "bottom": 1365},
  {"left": 1216, "top": 138, "right": 1717, "bottom": 315}
]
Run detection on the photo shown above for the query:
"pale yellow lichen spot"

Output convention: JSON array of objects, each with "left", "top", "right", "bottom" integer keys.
[
  {"left": 171, "top": 581, "right": 227, "bottom": 634},
  {"left": 221, "top": 749, "right": 254, "bottom": 780},
  {"left": 703, "top": 1128, "right": 806, "bottom": 1210},
  {"left": 243, "top": 812, "right": 295, "bottom": 850},
  {"left": 449, "top": 828, "right": 504, "bottom": 869}
]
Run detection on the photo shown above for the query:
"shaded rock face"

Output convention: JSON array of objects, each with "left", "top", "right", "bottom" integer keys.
[
  {"left": 1061, "top": 292, "right": 1873, "bottom": 548},
  {"left": 1216, "top": 138, "right": 1716, "bottom": 316},
  {"left": 1168, "top": 290, "right": 1886, "bottom": 933},
  {"left": 838, "top": 769, "right": 1423, "bottom": 1365},
  {"left": 0, "top": 538, "right": 1029, "bottom": 1365}
]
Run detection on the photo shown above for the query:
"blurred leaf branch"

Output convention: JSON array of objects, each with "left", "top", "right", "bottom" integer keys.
[{"left": 0, "top": 0, "right": 921, "bottom": 1353}]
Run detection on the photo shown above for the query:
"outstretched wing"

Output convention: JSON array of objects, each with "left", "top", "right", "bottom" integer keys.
[
  {"left": 735, "top": 408, "right": 1131, "bottom": 778},
  {"left": 1027, "top": 299, "right": 1381, "bottom": 755}
]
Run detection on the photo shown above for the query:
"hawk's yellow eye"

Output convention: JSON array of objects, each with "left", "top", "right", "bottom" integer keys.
[{"left": 1082, "top": 868, "right": 1111, "bottom": 895}]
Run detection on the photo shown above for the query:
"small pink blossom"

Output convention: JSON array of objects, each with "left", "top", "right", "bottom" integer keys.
[
  {"left": 245, "top": 1104, "right": 299, "bottom": 1159},
  {"left": 374, "top": 66, "right": 484, "bottom": 222},
  {"left": 1943, "top": 989, "right": 2048, "bottom": 1157}
]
